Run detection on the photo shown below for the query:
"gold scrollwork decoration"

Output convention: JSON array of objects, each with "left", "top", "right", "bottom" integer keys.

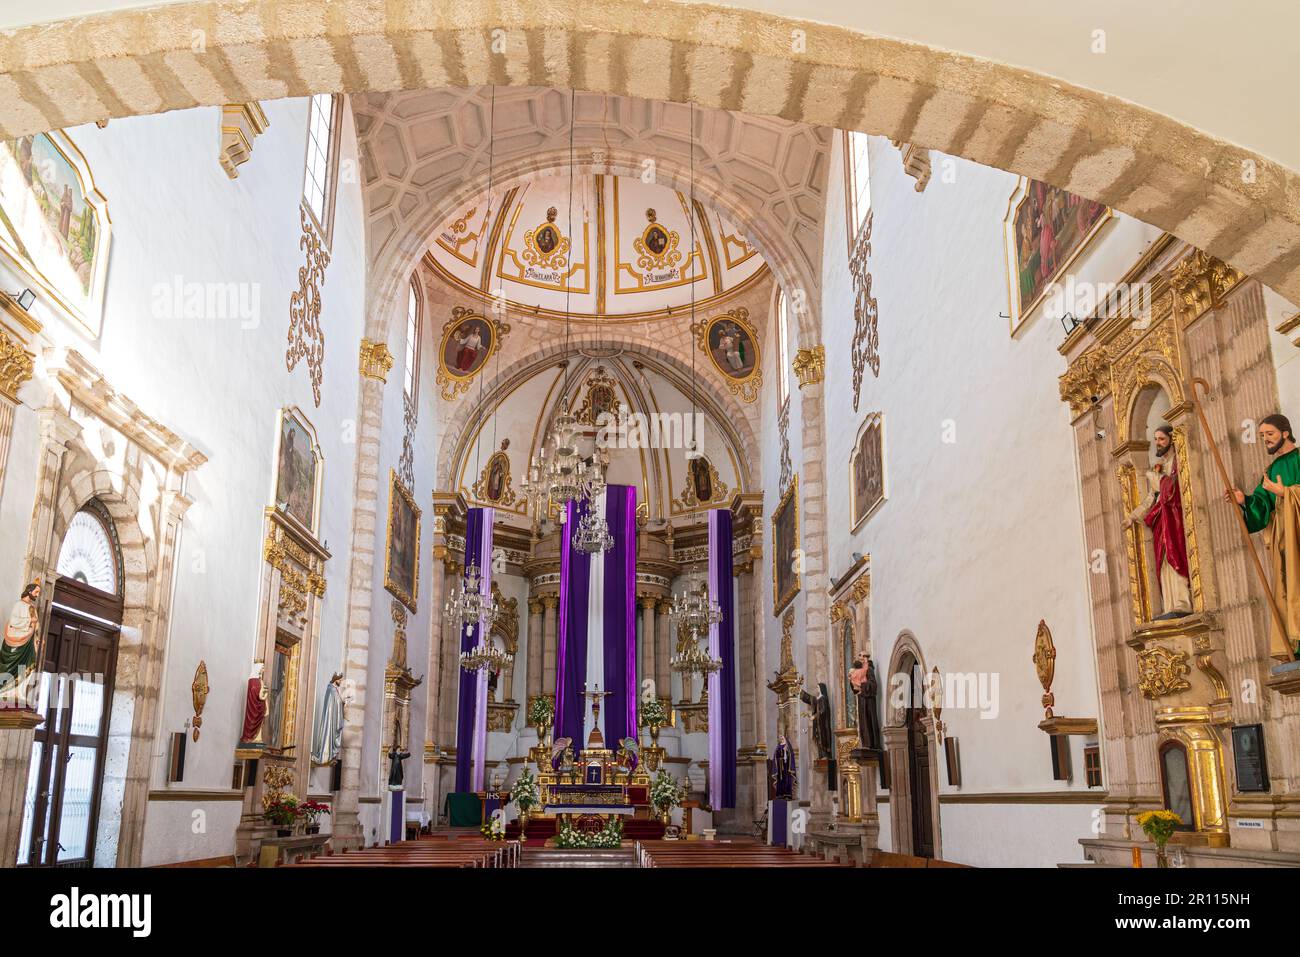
[
  {"left": 1137, "top": 644, "right": 1192, "bottom": 698},
  {"left": 1032, "top": 620, "right": 1056, "bottom": 719},
  {"left": 633, "top": 208, "right": 682, "bottom": 273},
  {"left": 473, "top": 448, "right": 518, "bottom": 507},
  {"left": 793, "top": 346, "right": 825, "bottom": 388},
  {"left": 287, "top": 204, "right": 330, "bottom": 407},
  {"left": 522, "top": 206, "right": 570, "bottom": 271},
  {"left": 191, "top": 660, "right": 209, "bottom": 742}
]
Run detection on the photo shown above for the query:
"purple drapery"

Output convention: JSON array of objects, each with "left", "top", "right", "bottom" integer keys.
[
  {"left": 602, "top": 486, "right": 638, "bottom": 747},
  {"left": 454, "top": 507, "right": 493, "bottom": 793},
  {"left": 554, "top": 496, "right": 591, "bottom": 742},
  {"left": 707, "top": 508, "right": 738, "bottom": 808}
]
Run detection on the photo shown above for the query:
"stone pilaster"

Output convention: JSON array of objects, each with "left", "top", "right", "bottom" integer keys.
[
  {"left": 332, "top": 372, "right": 386, "bottom": 850},
  {"left": 526, "top": 596, "right": 544, "bottom": 700},
  {"left": 541, "top": 594, "right": 558, "bottom": 696},
  {"left": 655, "top": 599, "right": 672, "bottom": 698},
  {"left": 639, "top": 595, "right": 656, "bottom": 700}
]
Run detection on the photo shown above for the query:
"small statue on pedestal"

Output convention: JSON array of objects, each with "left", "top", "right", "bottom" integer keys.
[
  {"left": 849, "top": 655, "right": 882, "bottom": 753},
  {"left": 1, "top": 580, "right": 42, "bottom": 705},
  {"left": 768, "top": 733, "right": 797, "bottom": 800},
  {"left": 240, "top": 661, "right": 269, "bottom": 747}
]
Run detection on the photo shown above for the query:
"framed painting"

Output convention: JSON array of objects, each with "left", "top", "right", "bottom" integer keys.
[
  {"left": 384, "top": 470, "right": 421, "bottom": 612},
  {"left": 274, "top": 407, "right": 322, "bottom": 535},
  {"left": 694, "top": 308, "right": 762, "bottom": 403},
  {"left": 0, "top": 129, "right": 111, "bottom": 337},
  {"left": 1003, "top": 177, "right": 1111, "bottom": 335},
  {"left": 772, "top": 474, "right": 801, "bottom": 615},
  {"left": 436, "top": 306, "right": 507, "bottom": 399},
  {"left": 850, "top": 412, "right": 885, "bottom": 530}
]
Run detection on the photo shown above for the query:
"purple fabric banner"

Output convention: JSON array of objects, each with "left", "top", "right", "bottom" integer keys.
[
  {"left": 602, "top": 486, "right": 638, "bottom": 748},
  {"left": 707, "top": 508, "right": 738, "bottom": 808},
  {"left": 454, "top": 507, "right": 493, "bottom": 793},
  {"left": 554, "top": 496, "right": 591, "bottom": 742}
]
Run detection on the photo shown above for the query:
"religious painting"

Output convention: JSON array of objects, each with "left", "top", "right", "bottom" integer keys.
[
  {"left": 850, "top": 412, "right": 885, "bottom": 530},
  {"left": 436, "top": 306, "right": 509, "bottom": 400},
  {"left": 693, "top": 308, "right": 762, "bottom": 403},
  {"left": 672, "top": 453, "right": 729, "bottom": 512},
  {"left": 0, "top": 130, "right": 111, "bottom": 337},
  {"left": 384, "top": 470, "right": 421, "bottom": 612},
  {"left": 690, "top": 456, "right": 713, "bottom": 503},
  {"left": 472, "top": 445, "right": 517, "bottom": 507},
  {"left": 274, "top": 408, "right": 321, "bottom": 534},
  {"left": 1003, "top": 176, "right": 1111, "bottom": 334},
  {"left": 574, "top": 367, "right": 622, "bottom": 427},
  {"left": 772, "top": 475, "right": 801, "bottom": 615}
]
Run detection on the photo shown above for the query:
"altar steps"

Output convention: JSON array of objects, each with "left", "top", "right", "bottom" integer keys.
[
  {"left": 505, "top": 818, "right": 666, "bottom": 842},
  {"left": 520, "top": 848, "right": 640, "bottom": 868}
]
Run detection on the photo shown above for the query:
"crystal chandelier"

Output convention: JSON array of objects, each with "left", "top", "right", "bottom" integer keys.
[
  {"left": 445, "top": 562, "right": 508, "bottom": 674},
  {"left": 573, "top": 504, "right": 614, "bottom": 554},
  {"left": 668, "top": 579, "right": 723, "bottom": 675}
]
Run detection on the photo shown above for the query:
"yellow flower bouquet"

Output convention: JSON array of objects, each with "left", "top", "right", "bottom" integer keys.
[{"left": 1136, "top": 809, "right": 1182, "bottom": 849}]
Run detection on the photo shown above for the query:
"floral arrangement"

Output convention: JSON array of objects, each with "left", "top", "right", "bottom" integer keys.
[
  {"left": 528, "top": 695, "right": 554, "bottom": 727},
  {"left": 1137, "top": 809, "right": 1182, "bottom": 850},
  {"left": 481, "top": 814, "right": 506, "bottom": 842},
  {"left": 650, "top": 769, "right": 682, "bottom": 811},
  {"left": 511, "top": 767, "right": 540, "bottom": 814},
  {"left": 263, "top": 794, "right": 301, "bottom": 829},
  {"left": 555, "top": 817, "right": 623, "bottom": 849},
  {"left": 300, "top": 800, "right": 332, "bottom": 823},
  {"left": 639, "top": 696, "right": 668, "bottom": 728}
]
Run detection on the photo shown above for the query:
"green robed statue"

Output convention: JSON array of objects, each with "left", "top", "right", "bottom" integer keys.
[{"left": 1225, "top": 413, "right": 1300, "bottom": 660}]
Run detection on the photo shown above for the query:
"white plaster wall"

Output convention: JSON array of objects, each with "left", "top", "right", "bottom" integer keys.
[
  {"left": 938, "top": 802, "right": 1099, "bottom": 867},
  {"left": 815, "top": 134, "right": 1161, "bottom": 865},
  {"left": 0, "top": 97, "right": 368, "bottom": 864}
]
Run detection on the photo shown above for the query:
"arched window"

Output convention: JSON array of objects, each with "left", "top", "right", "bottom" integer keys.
[
  {"left": 55, "top": 501, "right": 122, "bottom": 597},
  {"left": 845, "top": 130, "right": 871, "bottom": 251},
  {"left": 302, "top": 93, "right": 341, "bottom": 241},
  {"left": 777, "top": 288, "right": 791, "bottom": 406},
  {"left": 404, "top": 276, "right": 422, "bottom": 400}
]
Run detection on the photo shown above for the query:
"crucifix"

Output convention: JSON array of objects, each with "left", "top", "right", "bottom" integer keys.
[{"left": 580, "top": 681, "right": 612, "bottom": 748}]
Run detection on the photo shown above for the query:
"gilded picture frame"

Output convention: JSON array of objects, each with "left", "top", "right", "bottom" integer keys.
[
  {"left": 849, "top": 411, "right": 886, "bottom": 531},
  {"left": 1003, "top": 176, "right": 1112, "bottom": 336},
  {"left": 772, "top": 474, "right": 801, "bottom": 615},
  {"left": 272, "top": 406, "right": 323, "bottom": 537},
  {"left": 384, "top": 469, "right": 421, "bottom": 612},
  {"left": 436, "top": 305, "right": 509, "bottom": 400},
  {"left": 0, "top": 129, "right": 112, "bottom": 338},
  {"left": 692, "top": 307, "right": 763, "bottom": 403}
]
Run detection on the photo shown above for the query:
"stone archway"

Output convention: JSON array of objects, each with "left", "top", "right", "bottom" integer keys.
[
  {"left": 4, "top": 0, "right": 1299, "bottom": 308},
  {"left": 883, "top": 630, "right": 943, "bottom": 859}
]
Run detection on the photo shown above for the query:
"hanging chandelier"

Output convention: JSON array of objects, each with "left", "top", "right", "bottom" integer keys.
[
  {"left": 446, "top": 561, "right": 509, "bottom": 674},
  {"left": 668, "top": 578, "right": 722, "bottom": 675}
]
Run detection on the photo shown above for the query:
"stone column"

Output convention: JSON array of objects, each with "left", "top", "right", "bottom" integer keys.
[
  {"left": 734, "top": 543, "right": 763, "bottom": 822},
  {"left": 639, "top": 595, "right": 656, "bottom": 700},
  {"left": 655, "top": 598, "right": 672, "bottom": 700},
  {"left": 541, "top": 594, "right": 559, "bottom": 696},
  {"left": 332, "top": 364, "right": 388, "bottom": 851},
  {"left": 526, "top": 596, "right": 544, "bottom": 701},
  {"left": 795, "top": 349, "right": 833, "bottom": 831}
]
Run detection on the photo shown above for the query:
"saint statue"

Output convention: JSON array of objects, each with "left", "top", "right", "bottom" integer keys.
[
  {"left": 849, "top": 655, "right": 882, "bottom": 752},
  {"left": 311, "top": 672, "right": 345, "bottom": 766},
  {"left": 1130, "top": 424, "right": 1191, "bottom": 619},
  {"left": 768, "top": 733, "right": 797, "bottom": 800},
  {"left": 387, "top": 744, "right": 411, "bottom": 789},
  {"left": 1226, "top": 412, "right": 1300, "bottom": 659},
  {"left": 1, "top": 580, "right": 42, "bottom": 704},
  {"left": 798, "top": 682, "right": 837, "bottom": 790},
  {"left": 240, "top": 661, "right": 269, "bottom": 745}
]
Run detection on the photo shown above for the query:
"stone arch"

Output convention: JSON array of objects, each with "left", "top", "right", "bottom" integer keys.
[
  {"left": 5, "top": 0, "right": 1300, "bottom": 308},
  {"left": 882, "top": 629, "right": 943, "bottom": 859},
  {"left": 435, "top": 333, "right": 760, "bottom": 492}
]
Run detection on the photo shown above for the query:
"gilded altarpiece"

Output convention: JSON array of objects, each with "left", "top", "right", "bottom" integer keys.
[{"left": 1058, "top": 236, "right": 1300, "bottom": 859}]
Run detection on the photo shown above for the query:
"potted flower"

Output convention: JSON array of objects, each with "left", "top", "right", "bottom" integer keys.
[
  {"left": 639, "top": 697, "right": 668, "bottom": 749},
  {"left": 650, "top": 769, "right": 681, "bottom": 825},
  {"left": 263, "top": 794, "right": 301, "bottom": 838},
  {"left": 528, "top": 695, "right": 554, "bottom": 742},
  {"left": 481, "top": 814, "right": 506, "bottom": 842},
  {"left": 1136, "top": 809, "right": 1183, "bottom": 867},
  {"left": 510, "top": 768, "right": 540, "bottom": 844},
  {"left": 300, "top": 800, "right": 331, "bottom": 835}
]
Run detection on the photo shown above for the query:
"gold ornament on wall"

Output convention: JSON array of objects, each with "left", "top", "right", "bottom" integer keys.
[
  {"left": 0, "top": 329, "right": 35, "bottom": 402},
  {"left": 191, "top": 660, "right": 209, "bottom": 742},
  {"left": 1137, "top": 644, "right": 1192, "bottom": 698},
  {"left": 793, "top": 345, "right": 825, "bottom": 387},
  {"left": 436, "top": 306, "right": 510, "bottom": 400},
  {"left": 691, "top": 307, "right": 763, "bottom": 403},
  {"left": 359, "top": 338, "right": 394, "bottom": 382},
  {"left": 850, "top": 209, "right": 879, "bottom": 409},
  {"left": 573, "top": 367, "right": 623, "bottom": 427},
  {"left": 287, "top": 204, "right": 331, "bottom": 407},
  {"left": 1032, "top": 620, "right": 1055, "bottom": 721},
  {"left": 473, "top": 443, "right": 518, "bottom": 506},
  {"left": 633, "top": 207, "right": 682, "bottom": 273},
  {"left": 522, "top": 206, "right": 570, "bottom": 272},
  {"left": 673, "top": 454, "right": 729, "bottom": 511}
]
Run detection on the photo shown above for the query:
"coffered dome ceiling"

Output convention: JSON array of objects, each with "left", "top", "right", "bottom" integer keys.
[{"left": 424, "top": 173, "right": 768, "bottom": 321}]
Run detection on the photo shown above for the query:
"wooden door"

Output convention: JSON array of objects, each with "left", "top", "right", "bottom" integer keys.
[
  {"left": 907, "top": 705, "right": 935, "bottom": 858},
  {"left": 22, "top": 578, "right": 121, "bottom": 867}
]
